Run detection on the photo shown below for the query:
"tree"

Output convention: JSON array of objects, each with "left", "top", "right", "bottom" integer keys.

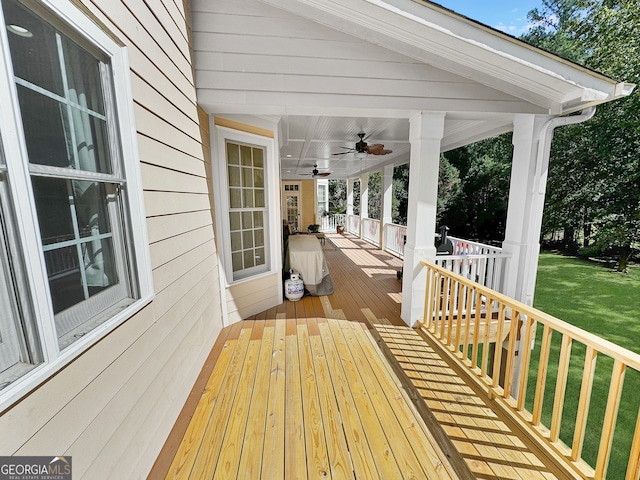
[{"left": 524, "top": 0, "right": 640, "bottom": 270}]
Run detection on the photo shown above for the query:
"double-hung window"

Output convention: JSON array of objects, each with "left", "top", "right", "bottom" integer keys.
[
  {"left": 214, "top": 124, "right": 276, "bottom": 285},
  {"left": 0, "top": 0, "right": 152, "bottom": 404}
]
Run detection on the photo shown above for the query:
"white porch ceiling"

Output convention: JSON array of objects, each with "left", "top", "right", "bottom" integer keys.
[{"left": 190, "top": 0, "right": 629, "bottom": 180}]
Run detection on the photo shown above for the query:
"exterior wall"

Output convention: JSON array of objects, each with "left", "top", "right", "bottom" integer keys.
[{"left": 0, "top": 2, "right": 223, "bottom": 479}]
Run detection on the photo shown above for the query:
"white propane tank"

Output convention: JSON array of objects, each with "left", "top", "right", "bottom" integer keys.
[{"left": 285, "top": 271, "right": 304, "bottom": 301}]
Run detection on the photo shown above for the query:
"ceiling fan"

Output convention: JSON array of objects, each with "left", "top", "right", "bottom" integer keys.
[
  {"left": 333, "top": 132, "right": 393, "bottom": 157},
  {"left": 301, "top": 165, "right": 331, "bottom": 178}
]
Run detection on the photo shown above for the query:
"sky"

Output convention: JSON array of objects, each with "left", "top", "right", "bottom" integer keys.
[{"left": 433, "top": 1, "right": 544, "bottom": 37}]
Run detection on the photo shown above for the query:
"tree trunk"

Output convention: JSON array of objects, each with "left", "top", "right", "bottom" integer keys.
[
  {"left": 583, "top": 224, "right": 591, "bottom": 248},
  {"left": 618, "top": 251, "right": 629, "bottom": 273}
]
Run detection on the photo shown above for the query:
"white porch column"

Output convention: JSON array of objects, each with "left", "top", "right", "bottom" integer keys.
[
  {"left": 502, "top": 114, "right": 550, "bottom": 306},
  {"left": 381, "top": 164, "right": 394, "bottom": 248},
  {"left": 346, "top": 178, "right": 354, "bottom": 216},
  {"left": 401, "top": 112, "right": 445, "bottom": 326},
  {"left": 359, "top": 173, "right": 369, "bottom": 239}
]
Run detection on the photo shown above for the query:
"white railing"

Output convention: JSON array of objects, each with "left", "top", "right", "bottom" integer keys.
[
  {"left": 320, "top": 214, "right": 346, "bottom": 233},
  {"left": 384, "top": 223, "right": 407, "bottom": 258},
  {"left": 435, "top": 253, "right": 509, "bottom": 293},
  {"left": 362, "top": 218, "right": 380, "bottom": 247},
  {"left": 339, "top": 216, "right": 509, "bottom": 292},
  {"left": 449, "top": 236, "right": 503, "bottom": 257},
  {"left": 347, "top": 214, "right": 360, "bottom": 236}
]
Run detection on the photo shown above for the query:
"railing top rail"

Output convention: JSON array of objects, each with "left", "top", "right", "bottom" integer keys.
[
  {"left": 449, "top": 236, "right": 503, "bottom": 252},
  {"left": 422, "top": 260, "right": 640, "bottom": 371},
  {"left": 435, "top": 253, "right": 512, "bottom": 260}
]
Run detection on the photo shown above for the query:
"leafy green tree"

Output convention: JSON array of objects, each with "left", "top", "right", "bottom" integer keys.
[{"left": 525, "top": 0, "right": 639, "bottom": 270}]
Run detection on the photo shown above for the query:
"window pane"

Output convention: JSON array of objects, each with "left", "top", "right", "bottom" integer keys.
[
  {"left": 242, "top": 167, "right": 253, "bottom": 187},
  {"left": 254, "top": 168, "right": 264, "bottom": 188},
  {"left": 255, "top": 228, "right": 264, "bottom": 247},
  {"left": 254, "top": 211, "right": 263, "bottom": 228},
  {"left": 74, "top": 181, "right": 112, "bottom": 238},
  {"left": 243, "top": 249, "right": 254, "bottom": 268},
  {"left": 242, "top": 230, "right": 253, "bottom": 249},
  {"left": 255, "top": 247, "right": 265, "bottom": 266},
  {"left": 17, "top": 86, "right": 70, "bottom": 169},
  {"left": 227, "top": 143, "right": 239, "bottom": 165},
  {"left": 232, "top": 252, "right": 242, "bottom": 272},
  {"left": 240, "top": 146, "right": 252, "bottom": 166},
  {"left": 32, "top": 176, "right": 74, "bottom": 244},
  {"left": 254, "top": 189, "right": 265, "bottom": 208},
  {"left": 228, "top": 166, "right": 240, "bottom": 187},
  {"left": 4, "top": 0, "right": 63, "bottom": 96},
  {"left": 83, "top": 237, "right": 117, "bottom": 294},
  {"left": 242, "top": 212, "right": 253, "bottom": 229},
  {"left": 229, "top": 212, "right": 241, "bottom": 231},
  {"left": 253, "top": 149, "right": 263, "bottom": 168},
  {"left": 45, "top": 245, "right": 83, "bottom": 314},
  {"left": 62, "top": 36, "right": 105, "bottom": 114},
  {"left": 230, "top": 232, "right": 241, "bottom": 251},
  {"left": 243, "top": 188, "right": 254, "bottom": 208},
  {"left": 229, "top": 188, "right": 241, "bottom": 208}
]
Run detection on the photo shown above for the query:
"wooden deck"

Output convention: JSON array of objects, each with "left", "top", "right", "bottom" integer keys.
[{"left": 150, "top": 234, "right": 565, "bottom": 479}]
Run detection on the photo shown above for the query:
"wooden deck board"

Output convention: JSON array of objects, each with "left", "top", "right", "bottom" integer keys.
[{"left": 153, "top": 234, "right": 564, "bottom": 480}]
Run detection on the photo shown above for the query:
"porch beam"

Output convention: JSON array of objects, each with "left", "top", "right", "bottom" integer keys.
[{"left": 401, "top": 112, "right": 445, "bottom": 326}]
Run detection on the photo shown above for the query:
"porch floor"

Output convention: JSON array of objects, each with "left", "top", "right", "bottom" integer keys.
[{"left": 150, "top": 234, "right": 563, "bottom": 479}]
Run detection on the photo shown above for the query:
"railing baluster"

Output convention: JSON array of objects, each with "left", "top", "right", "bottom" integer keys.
[
  {"left": 454, "top": 273, "right": 466, "bottom": 352},
  {"left": 446, "top": 275, "right": 457, "bottom": 346},
  {"left": 471, "top": 282, "right": 483, "bottom": 369},
  {"left": 532, "top": 325, "right": 553, "bottom": 426},
  {"left": 550, "top": 334, "right": 573, "bottom": 441},
  {"left": 491, "top": 303, "right": 506, "bottom": 388},
  {"left": 516, "top": 316, "right": 536, "bottom": 411},
  {"left": 572, "top": 346, "right": 597, "bottom": 461},
  {"left": 462, "top": 285, "right": 474, "bottom": 361},
  {"left": 595, "top": 359, "right": 626, "bottom": 479},
  {"left": 424, "top": 266, "right": 435, "bottom": 330},
  {"left": 503, "top": 311, "right": 520, "bottom": 399},
  {"left": 625, "top": 403, "right": 640, "bottom": 480},
  {"left": 481, "top": 297, "right": 494, "bottom": 378}
]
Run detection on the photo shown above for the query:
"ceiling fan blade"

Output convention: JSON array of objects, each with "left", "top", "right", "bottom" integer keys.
[
  {"left": 317, "top": 172, "right": 331, "bottom": 177},
  {"left": 366, "top": 144, "right": 392, "bottom": 155}
]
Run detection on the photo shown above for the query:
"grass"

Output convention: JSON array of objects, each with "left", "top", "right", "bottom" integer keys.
[{"left": 528, "top": 252, "right": 640, "bottom": 479}]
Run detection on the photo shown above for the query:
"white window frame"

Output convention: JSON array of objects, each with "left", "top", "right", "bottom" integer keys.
[
  {"left": 0, "top": 0, "right": 153, "bottom": 411},
  {"left": 213, "top": 124, "right": 279, "bottom": 286}
]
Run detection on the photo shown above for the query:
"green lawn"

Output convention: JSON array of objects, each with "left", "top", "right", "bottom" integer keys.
[{"left": 529, "top": 252, "right": 640, "bottom": 479}]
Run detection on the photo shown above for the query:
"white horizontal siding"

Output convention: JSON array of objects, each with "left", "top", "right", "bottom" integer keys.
[
  {"left": 226, "top": 273, "right": 282, "bottom": 324},
  {"left": 0, "top": 1, "right": 223, "bottom": 479},
  {"left": 191, "top": 0, "right": 546, "bottom": 115}
]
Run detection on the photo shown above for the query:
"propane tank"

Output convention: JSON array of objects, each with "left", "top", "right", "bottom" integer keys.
[{"left": 285, "top": 270, "right": 304, "bottom": 301}]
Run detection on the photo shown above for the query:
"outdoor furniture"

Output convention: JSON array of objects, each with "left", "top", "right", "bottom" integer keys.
[{"left": 285, "top": 235, "right": 334, "bottom": 296}]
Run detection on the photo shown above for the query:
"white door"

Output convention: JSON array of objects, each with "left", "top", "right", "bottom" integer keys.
[{"left": 283, "top": 183, "right": 300, "bottom": 232}]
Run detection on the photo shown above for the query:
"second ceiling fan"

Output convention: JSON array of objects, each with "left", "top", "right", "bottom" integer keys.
[{"left": 333, "top": 132, "right": 392, "bottom": 157}]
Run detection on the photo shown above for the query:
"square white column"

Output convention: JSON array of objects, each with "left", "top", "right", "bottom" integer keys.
[
  {"left": 401, "top": 112, "right": 445, "bottom": 326},
  {"left": 381, "top": 164, "right": 394, "bottom": 247}
]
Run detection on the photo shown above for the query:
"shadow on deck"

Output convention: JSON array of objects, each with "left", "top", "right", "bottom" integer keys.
[{"left": 150, "top": 234, "right": 564, "bottom": 479}]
